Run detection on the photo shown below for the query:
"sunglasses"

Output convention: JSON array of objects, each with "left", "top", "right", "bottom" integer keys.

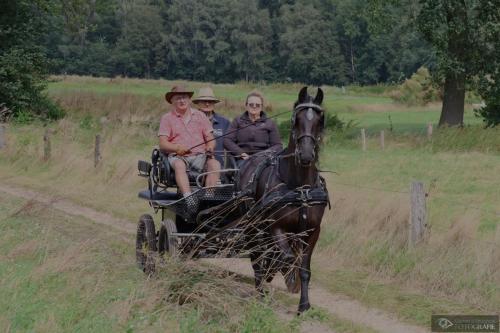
[{"left": 247, "top": 103, "right": 262, "bottom": 108}]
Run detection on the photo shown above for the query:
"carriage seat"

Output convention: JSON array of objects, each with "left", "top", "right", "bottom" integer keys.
[
  {"left": 152, "top": 149, "right": 203, "bottom": 188},
  {"left": 160, "top": 153, "right": 203, "bottom": 186}
]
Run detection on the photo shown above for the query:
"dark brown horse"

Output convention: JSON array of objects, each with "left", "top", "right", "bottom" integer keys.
[{"left": 237, "top": 86, "right": 328, "bottom": 313}]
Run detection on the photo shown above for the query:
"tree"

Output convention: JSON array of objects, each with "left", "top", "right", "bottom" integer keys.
[
  {"left": 228, "top": 1, "right": 273, "bottom": 81},
  {"left": 474, "top": 1, "right": 500, "bottom": 127},
  {"left": 334, "top": 0, "right": 433, "bottom": 85},
  {"left": 368, "top": 0, "right": 499, "bottom": 127},
  {"left": 113, "top": 1, "right": 162, "bottom": 78},
  {"left": 0, "top": 0, "right": 63, "bottom": 120},
  {"left": 279, "top": 0, "right": 348, "bottom": 85},
  {"left": 418, "top": 0, "right": 499, "bottom": 127}
]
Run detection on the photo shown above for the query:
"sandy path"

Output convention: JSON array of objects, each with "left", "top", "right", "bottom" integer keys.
[{"left": 0, "top": 183, "right": 429, "bottom": 333}]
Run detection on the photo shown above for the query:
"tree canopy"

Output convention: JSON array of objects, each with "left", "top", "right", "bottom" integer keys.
[
  {"left": 2, "top": 0, "right": 499, "bottom": 126},
  {"left": 0, "top": 0, "right": 63, "bottom": 120},
  {"left": 42, "top": 0, "right": 435, "bottom": 85}
]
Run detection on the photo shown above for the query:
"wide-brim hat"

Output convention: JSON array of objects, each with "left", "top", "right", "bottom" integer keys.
[
  {"left": 165, "top": 85, "right": 194, "bottom": 104},
  {"left": 192, "top": 87, "right": 220, "bottom": 104}
]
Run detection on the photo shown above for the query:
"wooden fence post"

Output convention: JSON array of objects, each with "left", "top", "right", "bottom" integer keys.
[
  {"left": 43, "top": 129, "right": 51, "bottom": 161},
  {"left": 94, "top": 134, "right": 101, "bottom": 167},
  {"left": 427, "top": 123, "right": 433, "bottom": 140},
  {"left": 0, "top": 125, "right": 5, "bottom": 149},
  {"left": 409, "top": 181, "right": 427, "bottom": 248},
  {"left": 380, "top": 130, "right": 385, "bottom": 150},
  {"left": 361, "top": 129, "right": 366, "bottom": 151}
]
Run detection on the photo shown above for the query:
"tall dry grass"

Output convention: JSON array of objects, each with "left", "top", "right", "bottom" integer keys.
[
  {"left": 50, "top": 90, "right": 246, "bottom": 123},
  {"left": 317, "top": 183, "right": 500, "bottom": 311},
  {"left": 2, "top": 117, "right": 498, "bottom": 313}
]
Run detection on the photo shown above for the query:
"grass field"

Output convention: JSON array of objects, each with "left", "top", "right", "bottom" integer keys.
[
  {"left": 48, "top": 75, "right": 483, "bottom": 134},
  {"left": 1, "top": 76, "right": 499, "bottom": 330}
]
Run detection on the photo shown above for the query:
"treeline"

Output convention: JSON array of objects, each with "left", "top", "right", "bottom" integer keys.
[{"left": 43, "top": 0, "right": 434, "bottom": 85}]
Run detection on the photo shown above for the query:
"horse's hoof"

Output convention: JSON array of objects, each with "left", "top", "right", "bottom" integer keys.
[{"left": 297, "top": 303, "right": 311, "bottom": 314}]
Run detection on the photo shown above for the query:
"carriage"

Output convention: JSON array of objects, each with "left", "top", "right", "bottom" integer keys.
[
  {"left": 135, "top": 149, "right": 254, "bottom": 273},
  {"left": 135, "top": 87, "right": 330, "bottom": 313}
]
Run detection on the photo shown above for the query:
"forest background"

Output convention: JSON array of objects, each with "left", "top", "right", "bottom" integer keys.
[{"left": 1, "top": 0, "right": 499, "bottom": 125}]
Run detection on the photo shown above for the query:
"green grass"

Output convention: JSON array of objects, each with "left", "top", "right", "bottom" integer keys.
[
  {"left": 337, "top": 107, "right": 482, "bottom": 134},
  {"left": 0, "top": 194, "right": 299, "bottom": 332},
  {"left": 322, "top": 146, "right": 500, "bottom": 229},
  {"left": 48, "top": 75, "right": 485, "bottom": 136}
]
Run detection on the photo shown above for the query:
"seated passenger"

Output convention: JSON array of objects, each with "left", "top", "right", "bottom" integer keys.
[
  {"left": 223, "top": 90, "right": 282, "bottom": 167},
  {"left": 192, "top": 87, "right": 230, "bottom": 168},
  {"left": 158, "top": 86, "right": 220, "bottom": 198}
]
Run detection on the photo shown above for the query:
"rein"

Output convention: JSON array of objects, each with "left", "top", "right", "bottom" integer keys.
[{"left": 187, "top": 109, "right": 292, "bottom": 152}]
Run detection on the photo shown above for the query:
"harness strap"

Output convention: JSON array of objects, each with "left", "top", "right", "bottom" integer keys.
[{"left": 299, "top": 206, "right": 308, "bottom": 231}]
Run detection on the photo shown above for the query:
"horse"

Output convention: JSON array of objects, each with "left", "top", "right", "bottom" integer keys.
[{"left": 237, "top": 86, "right": 328, "bottom": 313}]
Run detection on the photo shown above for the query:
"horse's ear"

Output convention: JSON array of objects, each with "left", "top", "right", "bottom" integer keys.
[
  {"left": 314, "top": 87, "right": 324, "bottom": 105},
  {"left": 298, "top": 86, "right": 308, "bottom": 103}
]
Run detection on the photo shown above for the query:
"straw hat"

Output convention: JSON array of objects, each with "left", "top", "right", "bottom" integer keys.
[
  {"left": 165, "top": 85, "right": 194, "bottom": 104},
  {"left": 192, "top": 87, "right": 220, "bottom": 104}
]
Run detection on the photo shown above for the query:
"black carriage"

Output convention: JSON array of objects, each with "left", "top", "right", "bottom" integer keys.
[{"left": 135, "top": 149, "right": 256, "bottom": 273}]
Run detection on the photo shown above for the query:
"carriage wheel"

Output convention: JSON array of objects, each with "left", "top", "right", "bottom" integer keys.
[
  {"left": 158, "top": 219, "right": 178, "bottom": 258},
  {"left": 136, "top": 214, "right": 157, "bottom": 275}
]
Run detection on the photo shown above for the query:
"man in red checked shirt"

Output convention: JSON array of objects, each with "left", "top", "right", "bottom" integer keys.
[{"left": 158, "top": 86, "right": 220, "bottom": 198}]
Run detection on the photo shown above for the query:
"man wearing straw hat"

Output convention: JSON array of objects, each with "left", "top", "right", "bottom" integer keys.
[
  {"left": 192, "top": 87, "right": 230, "bottom": 167},
  {"left": 158, "top": 85, "right": 220, "bottom": 199}
]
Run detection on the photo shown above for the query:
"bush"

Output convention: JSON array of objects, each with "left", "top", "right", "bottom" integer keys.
[
  {"left": 390, "top": 67, "right": 441, "bottom": 106},
  {"left": 278, "top": 113, "right": 345, "bottom": 139},
  {"left": 476, "top": 75, "right": 500, "bottom": 128}
]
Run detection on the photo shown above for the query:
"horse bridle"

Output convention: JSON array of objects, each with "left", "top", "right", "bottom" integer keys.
[
  {"left": 290, "top": 102, "right": 324, "bottom": 166},
  {"left": 291, "top": 102, "right": 325, "bottom": 145}
]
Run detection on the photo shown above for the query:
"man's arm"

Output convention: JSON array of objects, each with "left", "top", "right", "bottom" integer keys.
[
  {"left": 205, "top": 132, "right": 216, "bottom": 150},
  {"left": 159, "top": 136, "right": 190, "bottom": 155},
  {"left": 159, "top": 136, "right": 176, "bottom": 153}
]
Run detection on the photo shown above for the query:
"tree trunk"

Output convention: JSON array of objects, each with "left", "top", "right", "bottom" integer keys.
[
  {"left": 439, "top": 0, "right": 467, "bottom": 127},
  {"left": 439, "top": 72, "right": 465, "bottom": 127},
  {"left": 350, "top": 39, "right": 356, "bottom": 83}
]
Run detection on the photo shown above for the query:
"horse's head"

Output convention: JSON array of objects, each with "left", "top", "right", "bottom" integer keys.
[{"left": 291, "top": 86, "right": 325, "bottom": 166}]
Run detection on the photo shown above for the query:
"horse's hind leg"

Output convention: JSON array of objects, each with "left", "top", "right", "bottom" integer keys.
[{"left": 298, "top": 227, "right": 320, "bottom": 313}]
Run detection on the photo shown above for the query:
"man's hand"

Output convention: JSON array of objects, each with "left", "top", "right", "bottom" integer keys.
[
  {"left": 240, "top": 152, "right": 249, "bottom": 160},
  {"left": 206, "top": 147, "right": 214, "bottom": 159},
  {"left": 175, "top": 144, "right": 190, "bottom": 156}
]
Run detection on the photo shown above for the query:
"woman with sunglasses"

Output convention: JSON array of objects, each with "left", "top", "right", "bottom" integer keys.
[{"left": 224, "top": 90, "right": 282, "bottom": 167}]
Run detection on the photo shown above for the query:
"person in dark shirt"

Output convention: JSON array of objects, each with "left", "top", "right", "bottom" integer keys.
[
  {"left": 192, "top": 87, "right": 230, "bottom": 168},
  {"left": 224, "top": 90, "right": 282, "bottom": 167}
]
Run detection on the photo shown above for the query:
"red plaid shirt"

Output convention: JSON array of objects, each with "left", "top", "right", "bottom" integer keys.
[{"left": 158, "top": 108, "right": 213, "bottom": 155}]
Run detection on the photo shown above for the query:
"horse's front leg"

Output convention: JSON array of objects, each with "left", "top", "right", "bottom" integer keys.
[
  {"left": 250, "top": 251, "right": 265, "bottom": 294},
  {"left": 298, "top": 226, "right": 320, "bottom": 313}
]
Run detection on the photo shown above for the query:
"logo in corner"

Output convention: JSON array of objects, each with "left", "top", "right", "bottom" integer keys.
[{"left": 437, "top": 318, "right": 454, "bottom": 329}]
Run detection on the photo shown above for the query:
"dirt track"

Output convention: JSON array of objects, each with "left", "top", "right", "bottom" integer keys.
[{"left": 0, "top": 183, "right": 429, "bottom": 333}]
